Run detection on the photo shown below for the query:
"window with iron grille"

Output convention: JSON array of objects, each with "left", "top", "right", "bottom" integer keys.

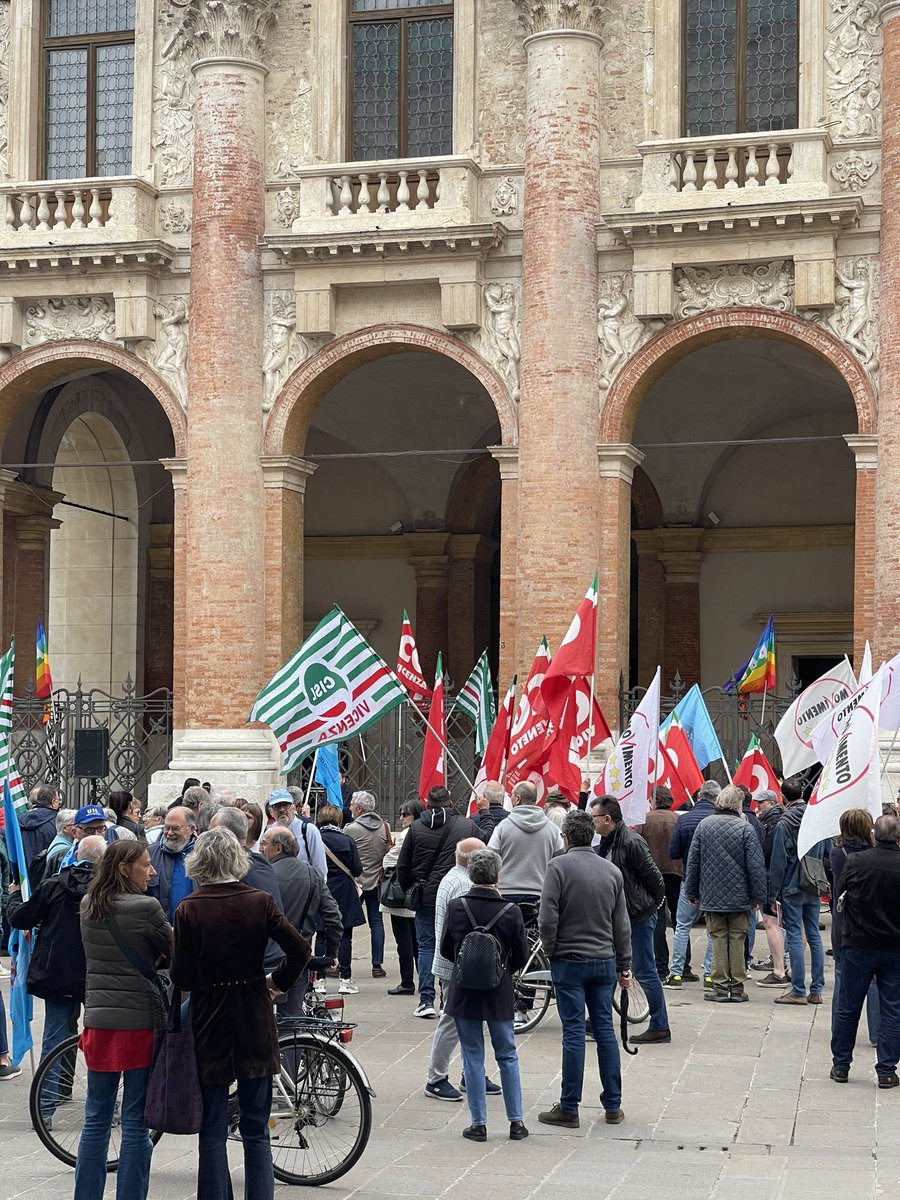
[
  {"left": 684, "top": 0, "right": 798, "bottom": 137},
  {"left": 43, "top": 0, "right": 135, "bottom": 179},
  {"left": 349, "top": 0, "right": 453, "bottom": 161}
]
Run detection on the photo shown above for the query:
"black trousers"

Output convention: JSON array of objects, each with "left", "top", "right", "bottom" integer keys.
[
  {"left": 654, "top": 873, "right": 690, "bottom": 972},
  {"left": 390, "top": 914, "right": 418, "bottom": 988}
]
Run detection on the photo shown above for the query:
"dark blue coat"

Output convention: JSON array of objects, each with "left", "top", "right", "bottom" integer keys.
[
  {"left": 668, "top": 798, "right": 716, "bottom": 864},
  {"left": 319, "top": 826, "right": 365, "bottom": 928}
]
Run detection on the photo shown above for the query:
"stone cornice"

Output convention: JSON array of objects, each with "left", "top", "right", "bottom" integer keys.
[
  {"left": 514, "top": 0, "right": 605, "bottom": 38},
  {"left": 163, "top": 0, "right": 280, "bottom": 64}
]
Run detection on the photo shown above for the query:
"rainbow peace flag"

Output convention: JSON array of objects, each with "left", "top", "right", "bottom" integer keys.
[
  {"left": 725, "top": 615, "right": 776, "bottom": 695},
  {"left": 36, "top": 620, "right": 52, "bottom": 724}
]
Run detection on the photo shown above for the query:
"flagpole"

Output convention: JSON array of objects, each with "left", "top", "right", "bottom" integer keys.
[
  {"left": 304, "top": 748, "right": 320, "bottom": 806},
  {"left": 406, "top": 694, "right": 478, "bottom": 796}
]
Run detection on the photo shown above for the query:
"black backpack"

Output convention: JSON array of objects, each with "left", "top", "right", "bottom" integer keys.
[
  {"left": 452, "top": 898, "right": 514, "bottom": 990},
  {"left": 27, "top": 848, "right": 50, "bottom": 892}
]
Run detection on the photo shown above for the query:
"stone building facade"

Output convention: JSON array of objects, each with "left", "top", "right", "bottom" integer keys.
[{"left": 0, "top": 0, "right": 891, "bottom": 793}]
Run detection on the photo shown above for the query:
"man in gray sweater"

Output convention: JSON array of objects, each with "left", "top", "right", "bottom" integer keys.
[{"left": 538, "top": 810, "right": 632, "bottom": 1129}]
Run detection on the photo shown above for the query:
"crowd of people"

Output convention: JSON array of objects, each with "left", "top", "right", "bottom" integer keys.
[{"left": 0, "top": 766, "right": 898, "bottom": 1191}]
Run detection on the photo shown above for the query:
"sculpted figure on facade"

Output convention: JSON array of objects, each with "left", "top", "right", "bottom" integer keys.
[
  {"left": 262, "top": 291, "right": 310, "bottom": 411},
  {"left": 827, "top": 257, "right": 880, "bottom": 379},
  {"left": 274, "top": 187, "right": 301, "bottom": 229},
  {"left": 25, "top": 298, "right": 117, "bottom": 346},
  {"left": 825, "top": 0, "right": 882, "bottom": 138},
  {"left": 597, "top": 273, "right": 651, "bottom": 391},
  {"left": 154, "top": 9, "right": 195, "bottom": 188},
  {"left": 831, "top": 151, "right": 879, "bottom": 191},
  {"left": 158, "top": 199, "right": 192, "bottom": 233},
  {"left": 490, "top": 177, "right": 519, "bottom": 217},
  {"left": 674, "top": 261, "right": 794, "bottom": 320},
  {"left": 138, "top": 298, "right": 190, "bottom": 408},
  {"left": 0, "top": 1, "right": 9, "bottom": 179},
  {"left": 269, "top": 79, "right": 313, "bottom": 180},
  {"left": 484, "top": 283, "right": 522, "bottom": 402}
]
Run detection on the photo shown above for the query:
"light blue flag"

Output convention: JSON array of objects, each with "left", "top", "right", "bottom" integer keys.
[
  {"left": 3, "top": 780, "right": 33, "bottom": 1065},
  {"left": 314, "top": 743, "right": 343, "bottom": 809},
  {"left": 659, "top": 684, "right": 725, "bottom": 770}
]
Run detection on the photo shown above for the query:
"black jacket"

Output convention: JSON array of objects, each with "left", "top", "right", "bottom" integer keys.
[
  {"left": 471, "top": 806, "right": 509, "bottom": 838},
  {"left": 757, "top": 804, "right": 784, "bottom": 867},
  {"left": 741, "top": 801, "right": 766, "bottom": 849},
  {"left": 829, "top": 837, "right": 871, "bottom": 957},
  {"left": 668, "top": 798, "right": 716, "bottom": 863},
  {"left": 18, "top": 807, "right": 58, "bottom": 869},
  {"left": 397, "top": 807, "right": 485, "bottom": 909},
  {"left": 8, "top": 862, "right": 95, "bottom": 1001},
  {"left": 440, "top": 887, "right": 528, "bottom": 1022},
  {"left": 597, "top": 821, "right": 665, "bottom": 923},
  {"left": 840, "top": 843, "right": 900, "bottom": 951}
]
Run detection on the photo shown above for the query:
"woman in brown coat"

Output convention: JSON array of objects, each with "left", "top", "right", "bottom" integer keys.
[{"left": 171, "top": 827, "right": 310, "bottom": 1200}]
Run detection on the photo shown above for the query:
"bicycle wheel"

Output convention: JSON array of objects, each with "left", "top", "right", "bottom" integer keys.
[
  {"left": 29, "top": 1034, "right": 164, "bottom": 1171},
  {"left": 513, "top": 945, "right": 553, "bottom": 1034},
  {"left": 612, "top": 977, "right": 650, "bottom": 1025},
  {"left": 270, "top": 1032, "right": 372, "bottom": 1186}
]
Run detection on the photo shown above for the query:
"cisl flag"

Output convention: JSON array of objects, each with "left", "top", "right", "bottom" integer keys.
[
  {"left": 797, "top": 664, "right": 883, "bottom": 858},
  {"left": 468, "top": 676, "right": 517, "bottom": 815},
  {"left": 506, "top": 639, "right": 552, "bottom": 783},
  {"left": 540, "top": 574, "right": 598, "bottom": 730},
  {"left": 774, "top": 657, "right": 857, "bottom": 776},
  {"left": 733, "top": 734, "right": 780, "bottom": 796},
  {"left": 657, "top": 713, "right": 704, "bottom": 809},
  {"left": 594, "top": 667, "right": 660, "bottom": 826},
  {"left": 396, "top": 610, "right": 432, "bottom": 703},
  {"left": 418, "top": 655, "right": 446, "bottom": 800}
]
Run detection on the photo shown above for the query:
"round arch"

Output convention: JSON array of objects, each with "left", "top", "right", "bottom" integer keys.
[
  {"left": 601, "top": 308, "right": 878, "bottom": 443},
  {"left": 0, "top": 340, "right": 187, "bottom": 456},
  {"left": 264, "top": 323, "right": 519, "bottom": 456}
]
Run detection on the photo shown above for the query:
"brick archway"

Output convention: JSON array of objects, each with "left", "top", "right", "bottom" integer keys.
[
  {"left": 0, "top": 340, "right": 187, "bottom": 456},
  {"left": 264, "top": 323, "right": 519, "bottom": 456},
  {"left": 601, "top": 307, "right": 877, "bottom": 443}
]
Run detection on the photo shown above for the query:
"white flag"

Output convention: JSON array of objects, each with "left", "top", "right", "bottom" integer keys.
[
  {"left": 593, "top": 667, "right": 660, "bottom": 826},
  {"left": 774, "top": 657, "right": 857, "bottom": 776},
  {"left": 877, "top": 652, "right": 900, "bottom": 732},
  {"left": 810, "top": 672, "right": 878, "bottom": 765},
  {"left": 797, "top": 664, "right": 883, "bottom": 858},
  {"left": 859, "top": 641, "right": 873, "bottom": 686}
]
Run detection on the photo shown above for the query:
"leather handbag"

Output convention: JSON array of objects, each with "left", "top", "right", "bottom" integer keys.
[
  {"left": 144, "top": 988, "right": 204, "bottom": 1134},
  {"left": 379, "top": 866, "right": 409, "bottom": 909}
]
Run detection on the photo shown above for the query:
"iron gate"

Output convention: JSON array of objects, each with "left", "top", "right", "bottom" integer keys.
[{"left": 11, "top": 677, "right": 173, "bottom": 806}]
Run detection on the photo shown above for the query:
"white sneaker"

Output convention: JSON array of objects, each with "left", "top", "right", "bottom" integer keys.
[
  {"left": 413, "top": 1001, "right": 436, "bottom": 1018},
  {"left": 339, "top": 979, "right": 359, "bottom": 994},
  {"left": 514, "top": 1012, "right": 528, "bottom": 1026},
  {"left": 312, "top": 978, "right": 327, "bottom": 994}
]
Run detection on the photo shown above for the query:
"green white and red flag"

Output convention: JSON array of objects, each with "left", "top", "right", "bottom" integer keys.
[
  {"left": 0, "top": 639, "right": 28, "bottom": 813},
  {"left": 656, "top": 713, "right": 704, "bottom": 809},
  {"left": 395, "top": 610, "right": 432, "bottom": 703},
  {"left": 418, "top": 655, "right": 446, "bottom": 800},
  {"left": 453, "top": 650, "right": 495, "bottom": 758},
  {"left": 250, "top": 607, "right": 407, "bottom": 773},
  {"left": 732, "top": 734, "right": 780, "bottom": 797}
]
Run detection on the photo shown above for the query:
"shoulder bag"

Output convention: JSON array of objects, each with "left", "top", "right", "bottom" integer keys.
[
  {"left": 324, "top": 842, "right": 364, "bottom": 896},
  {"left": 105, "top": 916, "right": 171, "bottom": 1013},
  {"left": 403, "top": 818, "right": 455, "bottom": 912},
  {"left": 144, "top": 987, "right": 204, "bottom": 1134}
]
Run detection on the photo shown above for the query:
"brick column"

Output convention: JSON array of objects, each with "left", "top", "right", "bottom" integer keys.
[
  {"left": 656, "top": 529, "right": 704, "bottom": 688},
  {"left": 488, "top": 446, "right": 518, "bottom": 688},
  {"left": 631, "top": 531, "right": 665, "bottom": 686},
  {"left": 409, "top": 548, "right": 450, "bottom": 683},
  {"left": 144, "top": 523, "right": 174, "bottom": 696},
  {"left": 447, "top": 534, "right": 497, "bottom": 688},
  {"left": 597, "top": 444, "right": 644, "bottom": 721},
  {"left": 875, "top": 4, "right": 900, "bottom": 661},
  {"left": 515, "top": 3, "right": 603, "bottom": 675},
  {"left": 262, "top": 456, "right": 316, "bottom": 675},
  {"left": 845, "top": 434, "right": 877, "bottom": 669},
  {"left": 13, "top": 516, "right": 57, "bottom": 692}
]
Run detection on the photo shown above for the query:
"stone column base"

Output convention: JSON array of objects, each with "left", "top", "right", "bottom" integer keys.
[{"left": 148, "top": 727, "right": 282, "bottom": 806}]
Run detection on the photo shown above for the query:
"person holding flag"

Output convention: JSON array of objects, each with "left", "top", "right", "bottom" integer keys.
[{"left": 0, "top": 779, "right": 27, "bottom": 1079}]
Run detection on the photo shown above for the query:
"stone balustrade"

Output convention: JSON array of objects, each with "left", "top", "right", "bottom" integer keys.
[{"left": 0, "top": 177, "right": 158, "bottom": 246}]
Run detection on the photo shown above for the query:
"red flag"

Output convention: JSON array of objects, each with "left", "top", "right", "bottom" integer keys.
[
  {"left": 570, "top": 677, "right": 612, "bottom": 759},
  {"left": 418, "top": 655, "right": 446, "bottom": 800},
  {"left": 396, "top": 610, "right": 431, "bottom": 703},
  {"left": 546, "top": 683, "right": 583, "bottom": 802},
  {"left": 657, "top": 714, "right": 704, "bottom": 809},
  {"left": 733, "top": 734, "right": 780, "bottom": 797},
  {"left": 506, "top": 639, "right": 552, "bottom": 783},
  {"left": 539, "top": 574, "right": 598, "bottom": 731},
  {"left": 467, "top": 676, "right": 517, "bottom": 815}
]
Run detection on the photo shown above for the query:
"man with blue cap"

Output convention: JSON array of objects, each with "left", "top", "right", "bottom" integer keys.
[{"left": 267, "top": 788, "right": 327, "bottom": 880}]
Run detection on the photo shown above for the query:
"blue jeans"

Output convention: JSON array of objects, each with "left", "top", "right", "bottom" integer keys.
[
  {"left": 551, "top": 956, "right": 621, "bottom": 1114},
  {"left": 74, "top": 1067, "right": 152, "bottom": 1200},
  {"left": 832, "top": 957, "right": 880, "bottom": 1043},
  {"left": 40, "top": 997, "right": 79, "bottom": 1117},
  {"left": 454, "top": 1018, "right": 523, "bottom": 1126},
  {"left": 199, "top": 1075, "right": 274, "bottom": 1200},
  {"left": 360, "top": 888, "right": 386, "bottom": 967},
  {"left": 415, "top": 907, "right": 437, "bottom": 1004},
  {"left": 831, "top": 947, "right": 900, "bottom": 1078},
  {"left": 631, "top": 914, "right": 669, "bottom": 1031},
  {"left": 781, "top": 895, "right": 825, "bottom": 996},
  {"left": 670, "top": 886, "right": 712, "bottom": 977}
]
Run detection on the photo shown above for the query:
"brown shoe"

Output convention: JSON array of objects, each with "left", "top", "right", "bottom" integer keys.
[
  {"left": 807, "top": 993, "right": 823, "bottom": 1005},
  {"left": 372, "top": 966, "right": 387, "bottom": 979},
  {"left": 774, "top": 991, "right": 808, "bottom": 1005},
  {"left": 605, "top": 1109, "right": 625, "bottom": 1124},
  {"left": 630, "top": 1028, "right": 671, "bottom": 1044},
  {"left": 538, "top": 1104, "right": 579, "bottom": 1128}
]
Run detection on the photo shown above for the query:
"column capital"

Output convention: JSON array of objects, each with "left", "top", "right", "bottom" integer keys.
[
  {"left": 261, "top": 455, "right": 317, "bottom": 494},
  {"left": 597, "top": 443, "right": 645, "bottom": 484},
  {"left": 844, "top": 433, "right": 878, "bottom": 470},
  {"left": 654, "top": 528, "right": 705, "bottom": 585},
  {"left": 409, "top": 556, "right": 451, "bottom": 588},
  {"left": 447, "top": 533, "right": 499, "bottom": 563},
  {"left": 15, "top": 514, "right": 60, "bottom": 547},
  {"left": 488, "top": 444, "right": 519, "bottom": 481},
  {"left": 515, "top": 0, "right": 605, "bottom": 40},
  {"left": 165, "top": 0, "right": 280, "bottom": 66},
  {"left": 160, "top": 458, "right": 188, "bottom": 491}
]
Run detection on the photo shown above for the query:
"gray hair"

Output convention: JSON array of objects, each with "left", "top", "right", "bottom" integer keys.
[
  {"left": 512, "top": 781, "right": 537, "bottom": 806},
  {"left": 182, "top": 785, "right": 208, "bottom": 812},
  {"left": 468, "top": 848, "right": 501, "bottom": 886},
  {"left": 351, "top": 790, "right": 376, "bottom": 814},
  {"left": 875, "top": 814, "right": 900, "bottom": 844},
  {"left": 754, "top": 789, "right": 779, "bottom": 808},
  {"left": 482, "top": 781, "right": 505, "bottom": 807},
  {"left": 454, "top": 838, "right": 484, "bottom": 867},
  {"left": 186, "top": 827, "right": 249, "bottom": 884},
  {"left": 697, "top": 780, "right": 722, "bottom": 803},
  {"left": 562, "top": 810, "right": 594, "bottom": 847},
  {"left": 210, "top": 806, "right": 249, "bottom": 844},
  {"left": 56, "top": 808, "right": 76, "bottom": 833},
  {"left": 546, "top": 805, "right": 567, "bottom": 831},
  {"left": 103, "top": 808, "right": 117, "bottom": 823},
  {"left": 145, "top": 803, "right": 168, "bottom": 822},
  {"left": 264, "top": 826, "right": 298, "bottom": 856},
  {"left": 715, "top": 785, "right": 743, "bottom": 815},
  {"left": 212, "top": 786, "right": 236, "bottom": 806},
  {"left": 75, "top": 834, "right": 107, "bottom": 863},
  {"left": 287, "top": 786, "right": 305, "bottom": 808}
]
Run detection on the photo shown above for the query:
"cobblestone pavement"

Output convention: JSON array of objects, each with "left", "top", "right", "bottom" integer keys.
[{"left": 0, "top": 920, "right": 895, "bottom": 1199}]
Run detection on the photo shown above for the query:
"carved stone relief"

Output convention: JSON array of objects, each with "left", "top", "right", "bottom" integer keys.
[
  {"left": 822, "top": 257, "right": 880, "bottom": 382},
  {"left": 273, "top": 187, "right": 301, "bottom": 229},
  {"left": 268, "top": 79, "right": 312, "bottom": 179},
  {"left": 513, "top": 0, "right": 605, "bottom": 36},
  {"left": 490, "top": 177, "right": 519, "bottom": 217},
  {"left": 831, "top": 151, "right": 879, "bottom": 191},
  {"left": 825, "top": 0, "right": 882, "bottom": 138},
  {"left": 674, "top": 262, "right": 794, "bottom": 320},
  {"left": 0, "top": 2, "right": 9, "bottom": 179},
  {"left": 483, "top": 282, "right": 521, "bottom": 402},
  {"left": 597, "top": 273, "right": 659, "bottom": 392},
  {"left": 25, "top": 298, "right": 117, "bottom": 346},
  {"left": 153, "top": 6, "right": 196, "bottom": 188},
  {"left": 262, "top": 290, "right": 310, "bottom": 411},
  {"left": 162, "top": 0, "right": 281, "bottom": 63},
  {"left": 158, "top": 198, "right": 192, "bottom": 233},
  {"left": 136, "top": 298, "right": 190, "bottom": 409}
]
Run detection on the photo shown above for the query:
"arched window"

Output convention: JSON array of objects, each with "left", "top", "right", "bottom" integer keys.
[
  {"left": 43, "top": 0, "right": 135, "bottom": 179},
  {"left": 349, "top": 0, "right": 453, "bottom": 161},
  {"left": 684, "top": 0, "right": 798, "bottom": 137}
]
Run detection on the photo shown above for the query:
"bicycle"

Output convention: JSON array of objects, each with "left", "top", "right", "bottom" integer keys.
[
  {"left": 513, "top": 930, "right": 650, "bottom": 1034},
  {"left": 29, "top": 960, "right": 375, "bottom": 1186}
]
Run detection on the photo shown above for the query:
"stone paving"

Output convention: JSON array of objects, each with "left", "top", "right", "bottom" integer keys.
[{"left": 0, "top": 919, "right": 895, "bottom": 1199}]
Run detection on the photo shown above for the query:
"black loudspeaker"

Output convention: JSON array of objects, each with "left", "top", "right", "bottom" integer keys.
[{"left": 73, "top": 728, "right": 110, "bottom": 778}]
